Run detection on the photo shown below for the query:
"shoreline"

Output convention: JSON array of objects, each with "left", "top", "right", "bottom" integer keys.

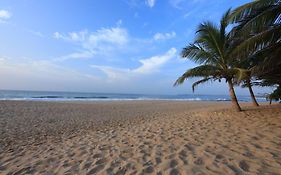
[
  {"left": 0, "top": 101, "right": 280, "bottom": 174},
  {"left": 0, "top": 99, "right": 239, "bottom": 102},
  {"left": 0, "top": 90, "right": 268, "bottom": 103}
]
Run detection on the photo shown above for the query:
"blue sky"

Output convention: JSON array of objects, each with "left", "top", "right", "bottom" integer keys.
[{"left": 0, "top": 0, "right": 272, "bottom": 95}]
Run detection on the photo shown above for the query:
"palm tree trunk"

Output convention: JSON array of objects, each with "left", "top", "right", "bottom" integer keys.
[
  {"left": 227, "top": 79, "right": 242, "bottom": 112},
  {"left": 246, "top": 79, "right": 259, "bottom": 107}
]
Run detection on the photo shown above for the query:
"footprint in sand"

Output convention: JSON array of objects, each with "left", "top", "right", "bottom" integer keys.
[
  {"left": 92, "top": 153, "right": 102, "bottom": 159},
  {"left": 95, "top": 158, "right": 107, "bottom": 165},
  {"left": 115, "top": 167, "right": 127, "bottom": 175},
  {"left": 178, "top": 150, "right": 188, "bottom": 164},
  {"left": 155, "top": 157, "right": 162, "bottom": 164},
  {"left": 194, "top": 157, "right": 204, "bottom": 165},
  {"left": 170, "top": 159, "right": 178, "bottom": 168},
  {"left": 239, "top": 160, "right": 250, "bottom": 172},
  {"left": 143, "top": 165, "right": 154, "bottom": 174},
  {"left": 86, "top": 164, "right": 105, "bottom": 175},
  {"left": 13, "top": 166, "right": 35, "bottom": 175},
  {"left": 226, "top": 164, "right": 243, "bottom": 175},
  {"left": 170, "top": 168, "right": 180, "bottom": 175},
  {"left": 83, "top": 161, "right": 92, "bottom": 170}
]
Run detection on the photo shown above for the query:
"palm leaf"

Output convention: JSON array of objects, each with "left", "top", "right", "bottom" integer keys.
[
  {"left": 181, "top": 43, "right": 219, "bottom": 64},
  {"left": 192, "top": 78, "right": 212, "bottom": 92},
  {"left": 231, "top": 25, "right": 281, "bottom": 57},
  {"left": 174, "top": 65, "right": 221, "bottom": 86},
  {"left": 232, "top": 68, "right": 251, "bottom": 81},
  {"left": 196, "top": 22, "right": 225, "bottom": 61},
  {"left": 230, "top": 0, "right": 278, "bottom": 23},
  {"left": 233, "top": 4, "right": 281, "bottom": 36}
]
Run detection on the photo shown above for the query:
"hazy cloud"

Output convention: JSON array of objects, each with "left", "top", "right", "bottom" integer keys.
[
  {"left": 92, "top": 47, "right": 177, "bottom": 82},
  {"left": 55, "top": 27, "right": 129, "bottom": 45},
  {"left": 0, "top": 58, "right": 100, "bottom": 91},
  {"left": 169, "top": 0, "right": 186, "bottom": 9},
  {"left": 53, "top": 27, "right": 129, "bottom": 60},
  {"left": 153, "top": 31, "right": 176, "bottom": 41},
  {"left": 0, "top": 10, "right": 12, "bottom": 21},
  {"left": 146, "top": 0, "right": 156, "bottom": 8},
  {"left": 134, "top": 48, "right": 177, "bottom": 74}
]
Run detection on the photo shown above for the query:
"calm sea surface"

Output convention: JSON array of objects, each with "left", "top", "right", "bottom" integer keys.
[{"left": 0, "top": 90, "right": 267, "bottom": 102}]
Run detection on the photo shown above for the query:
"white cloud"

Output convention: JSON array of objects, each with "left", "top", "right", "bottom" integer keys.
[
  {"left": 146, "top": 0, "right": 156, "bottom": 7},
  {"left": 116, "top": 19, "right": 123, "bottom": 26},
  {"left": 53, "top": 32, "right": 64, "bottom": 39},
  {"left": 87, "top": 27, "right": 128, "bottom": 47},
  {"left": 65, "top": 51, "right": 94, "bottom": 59},
  {"left": 134, "top": 48, "right": 177, "bottom": 74},
  {"left": 125, "top": 0, "right": 156, "bottom": 8},
  {"left": 169, "top": 0, "right": 208, "bottom": 9},
  {"left": 169, "top": 0, "right": 186, "bottom": 9},
  {"left": 153, "top": 31, "right": 176, "bottom": 41},
  {"left": 92, "top": 47, "right": 177, "bottom": 82},
  {"left": 0, "top": 10, "right": 12, "bottom": 21},
  {"left": 53, "top": 27, "right": 129, "bottom": 60},
  {"left": 91, "top": 65, "right": 130, "bottom": 82},
  {"left": 54, "top": 27, "right": 128, "bottom": 46},
  {"left": 54, "top": 51, "right": 95, "bottom": 61},
  {"left": 53, "top": 30, "right": 88, "bottom": 42},
  {"left": 53, "top": 24, "right": 175, "bottom": 62},
  {"left": 183, "top": 11, "right": 192, "bottom": 18}
]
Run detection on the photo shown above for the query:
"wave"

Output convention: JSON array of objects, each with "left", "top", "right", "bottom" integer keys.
[
  {"left": 32, "top": 96, "right": 65, "bottom": 99},
  {"left": 73, "top": 96, "right": 108, "bottom": 99},
  {"left": 1, "top": 97, "right": 204, "bottom": 101},
  {"left": 215, "top": 98, "right": 230, "bottom": 101},
  {"left": 32, "top": 96, "right": 109, "bottom": 99},
  {"left": 0, "top": 90, "right": 267, "bottom": 102},
  {"left": 0, "top": 97, "right": 242, "bottom": 102}
]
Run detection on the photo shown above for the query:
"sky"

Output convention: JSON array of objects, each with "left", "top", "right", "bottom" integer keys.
[{"left": 0, "top": 0, "right": 273, "bottom": 95}]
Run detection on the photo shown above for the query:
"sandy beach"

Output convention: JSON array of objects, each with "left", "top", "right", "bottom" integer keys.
[{"left": 0, "top": 101, "right": 281, "bottom": 175}]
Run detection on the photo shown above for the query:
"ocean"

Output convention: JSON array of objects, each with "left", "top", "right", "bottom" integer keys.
[{"left": 0, "top": 90, "right": 267, "bottom": 102}]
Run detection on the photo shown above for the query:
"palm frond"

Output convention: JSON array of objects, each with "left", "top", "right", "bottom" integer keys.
[
  {"left": 230, "top": 0, "right": 278, "bottom": 23},
  {"left": 220, "top": 9, "right": 232, "bottom": 40},
  {"left": 181, "top": 43, "right": 219, "bottom": 64},
  {"left": 239, "top": 5, "right": 280, "bottom": 32},
  {"left": 174, "top": 65, "right": 221, "bottom": 86},
  {"left": 231, "top": 25, "right": 281, "bottom": 57},
  {"left": 232, "top": 68, "right": 251, "bottom": 81},
  {"left": 230, "top": 4, "right": 281, "bottom": 39},
  {"left": 192, "top": 78, "right": 212, "bottom": 92},
  {"left": 196, "top": 22, "right": 225, "bottom": 60}
]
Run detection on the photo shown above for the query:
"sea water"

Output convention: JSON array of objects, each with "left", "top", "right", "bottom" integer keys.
[{"left": 0, "top": 90, "right": 267, "bottom": 102}]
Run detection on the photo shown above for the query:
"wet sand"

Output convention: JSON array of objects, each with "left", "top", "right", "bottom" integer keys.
[{"left": 0, "top": 101, "right": 281, "bottom": 174}]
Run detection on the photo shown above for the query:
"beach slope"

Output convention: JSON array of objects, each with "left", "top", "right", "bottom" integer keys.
[{"left": 0, "top": 101, "right": 280, "bottom": 174}]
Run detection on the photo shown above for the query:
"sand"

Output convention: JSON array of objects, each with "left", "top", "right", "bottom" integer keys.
[{"left": 0, "top": 101, "right": 281, "bottom": 175}]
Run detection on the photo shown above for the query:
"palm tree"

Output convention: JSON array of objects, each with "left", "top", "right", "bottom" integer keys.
[
  {"left": 230, "top": 0, "right": 281, "bottom": 53},
  {"left": 234, "top": 68, "right": 259, "bottom": 106},
  {"left": 174, "top": 10, "right": 242, "bottom": 112},
  {"left": 230, "top": 0, "right": 281, "bottom": 84},
  {"left": 245, "top": 78, "right": 259, "bottom": 106},
  {"left": 266, "top": 85, "right": 281, "bottom": 104},
  {"left": 230, "top": 0, "right": 281, "bottom": 104},
  {"left": 232, "top": 54, "right": 260, "bottom": 107}
]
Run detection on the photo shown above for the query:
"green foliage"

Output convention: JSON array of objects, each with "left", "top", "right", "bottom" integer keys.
[
  {"left": 230, "top": 0, "right": 281, "bottom": 86},
  {"left": 175, "top": 11, "right": 243, "bottom": 92},
  {"left": 175, "top": 0, "right": 280, "bottom": 109},
  {"left": 267, "top": 86, "right": 281, "bottom": 102}
]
